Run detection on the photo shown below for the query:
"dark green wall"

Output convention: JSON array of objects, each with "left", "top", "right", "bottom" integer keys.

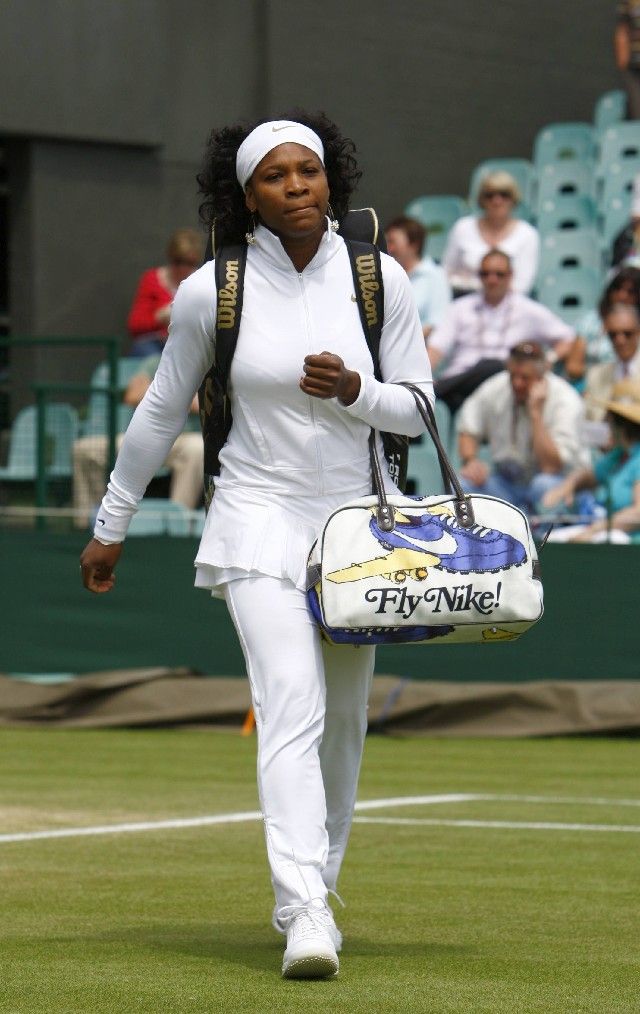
[
  {"left": 2, "top": 0, "right": 619, "bottom": 342},
  {"left": 0, "top": 532, "right": 633, "bottom": 682}
]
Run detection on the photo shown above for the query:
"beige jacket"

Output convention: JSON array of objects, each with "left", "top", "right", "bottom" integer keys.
[{"left": 584, "top": 352, "right": 640, "bottom": 421}]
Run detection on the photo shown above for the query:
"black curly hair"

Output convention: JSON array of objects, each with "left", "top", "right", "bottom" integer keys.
[{"left": 197, "top": 109, "right": 362, "bottom": 249}]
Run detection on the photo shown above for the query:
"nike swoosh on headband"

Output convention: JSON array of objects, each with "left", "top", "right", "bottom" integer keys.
[{"left": 272, "top": 125, "right": 296, "bottom": 132}]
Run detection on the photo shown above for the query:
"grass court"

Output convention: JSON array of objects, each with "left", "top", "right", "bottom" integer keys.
[{"left": 1, "top": 728, "right": 638, "bottom": 1013}]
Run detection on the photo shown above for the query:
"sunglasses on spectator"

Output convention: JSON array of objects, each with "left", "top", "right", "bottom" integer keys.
[
  {"left": 479, "top": 269, "right": 509, "bottom": 278},
  {"left": 607, "top": 328, "right": 638, "bottom": 339},
  {"left": 481, "top": 190, "right": 513, "bottom": 200}
]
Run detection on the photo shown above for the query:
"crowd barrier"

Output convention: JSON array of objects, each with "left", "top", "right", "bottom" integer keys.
[{"left": 0, "top": 531, "right": 636, "bottom": 682}]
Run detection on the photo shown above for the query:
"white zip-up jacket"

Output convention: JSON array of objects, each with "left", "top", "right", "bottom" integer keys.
[{"left": 96, "top": 224, "right": 434, "bottom": 591}]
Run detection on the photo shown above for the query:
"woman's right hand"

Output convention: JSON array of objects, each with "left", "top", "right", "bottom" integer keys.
[{"left": 80, "top": 539, "right": 123, "bottom": 594}]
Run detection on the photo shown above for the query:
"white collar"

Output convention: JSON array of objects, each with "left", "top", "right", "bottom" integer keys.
[{"left": 252, "top": 221, "right": 343, "bottom": 274}]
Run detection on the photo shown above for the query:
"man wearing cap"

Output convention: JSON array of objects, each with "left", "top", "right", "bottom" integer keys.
[
  {"left": 428, "top": 249, "right": 574, "bottom": 412},
  {"left": 456, "top": 341, "right": 589, "bottom": 515},
  {"left": 584, "top": 304, "right": 640, "bottom": 421}
]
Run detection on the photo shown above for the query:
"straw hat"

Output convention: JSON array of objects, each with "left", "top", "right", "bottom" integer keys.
[{"left": 599, "top": 378, "right": 640, "bottom": 426}]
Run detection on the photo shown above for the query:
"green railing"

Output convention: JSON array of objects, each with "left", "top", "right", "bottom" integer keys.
[{"left": 0, "top": 336, "right": 122, "bottom": 530}]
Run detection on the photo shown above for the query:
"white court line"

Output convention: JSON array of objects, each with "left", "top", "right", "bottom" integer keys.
[
  {"left": 1, "top": 793, "right": 638, "bottom": 845},
  {"left": 354, "top": 817, "right": 640, "bottom": 834}
]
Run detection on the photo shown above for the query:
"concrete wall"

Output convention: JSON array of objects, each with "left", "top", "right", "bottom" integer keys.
[{"left": 1, "top": 0, "right": 620, "bottom": 388}]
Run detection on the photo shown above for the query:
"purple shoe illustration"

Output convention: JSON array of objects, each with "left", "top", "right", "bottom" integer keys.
[{"left": 369, "top": 507, "right": 527, "bottom": 574}]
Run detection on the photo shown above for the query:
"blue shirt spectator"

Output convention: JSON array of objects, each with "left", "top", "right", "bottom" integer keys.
[
  {"left": 594, "top": 442, "right": 640, "bottom": 512},
  {"left": 385, "top": 215, "right": 451, "bottom": 338}
]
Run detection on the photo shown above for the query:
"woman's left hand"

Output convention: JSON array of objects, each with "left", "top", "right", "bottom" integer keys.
[{"left": 300, "top": 352, "right": 361, "bottom": 406}]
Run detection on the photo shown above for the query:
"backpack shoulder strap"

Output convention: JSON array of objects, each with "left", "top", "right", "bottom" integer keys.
[
  {"left": 214, "top": 244, "right": 248, "bottom": 390},
  {"left": 343, "top": 239, "right": 385, "bottom": 380},
  {"left": 338, "top": 208, "right": 387, "bottom": 254}
]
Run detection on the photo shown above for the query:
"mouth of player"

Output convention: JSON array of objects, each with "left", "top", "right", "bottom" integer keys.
[{"left": 285, "top": 205, "right": 317, "bottom": 217}]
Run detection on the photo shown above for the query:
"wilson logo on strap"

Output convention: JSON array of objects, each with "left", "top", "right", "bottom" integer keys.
[
  {"left": 216, "top": 258, "right": 240, "bottom": 330},
  {"left": 354, "top": 253, "right": 380, "bottom": 327}
]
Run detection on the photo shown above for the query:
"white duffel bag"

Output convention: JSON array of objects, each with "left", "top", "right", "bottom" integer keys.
[{"left": 306, "top": 386, "right": 544, "bottom": 647}]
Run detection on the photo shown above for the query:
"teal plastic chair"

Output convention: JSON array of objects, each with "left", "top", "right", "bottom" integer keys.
[
  {"left": 406, "top": 437, "right": 446, "bottom": 495},
  {"left": 0, "top": 403, "right": 79, "bottom": 483},
  {"left": 468, "top": 159, "right": 536, "bottom": 208},
  {"left": 535, "top": 159, "right": 596, "bottom": 208},
  {"left": 403, "top": 195, "right": 468, "bottom": 261},
  {"left": 601, "top": 193, "right": 633, "bottom": 250},
  {"left": 597, "top": 122, "right": 640, "bottom": 175},
  {"left": 594, "top": 90, "right": 626, "bottom": 130},
  {"left": 536, "top": 268, "right": 601, "bottom": 327},
  {"left": 82, "top": 358, "right": 145, "bottom": 436},
  {"left": 537, "top": 228, "right": 603, "bottom": 277},
  {"left": 599, "top": 156, "right": 640, "bottom": 207},
  {"left": 535, "top": 194, "right": 597, "bottom": 235},
  {"left": 127, "top": 499, "right": 192, "bottom": 537},
  {"left": 533, "top": 123, "right": 595, "bottom": 168}
]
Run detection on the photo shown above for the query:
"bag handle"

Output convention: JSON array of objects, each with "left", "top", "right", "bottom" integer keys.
[{"left": 368, "top": 385, "right": 476, "bottom": 531}]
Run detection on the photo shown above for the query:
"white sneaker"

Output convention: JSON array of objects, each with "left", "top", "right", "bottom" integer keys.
[
  {"left": 280, "top": 898, "right": 339, "bottom": 979},
  {"left": 273, "top": 901, "right": 343, "bottom": 952}
]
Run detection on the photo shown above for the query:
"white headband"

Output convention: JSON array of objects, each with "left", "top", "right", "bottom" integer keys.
[{"left": 235, "top": 120, "right": 325, "bottom": 189}]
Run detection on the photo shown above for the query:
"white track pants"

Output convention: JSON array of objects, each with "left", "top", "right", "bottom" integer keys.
[{"left": 224, "top": 575, "right": 375, "bottom": 913}]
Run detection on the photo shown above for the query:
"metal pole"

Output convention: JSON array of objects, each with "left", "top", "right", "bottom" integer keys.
[
  {"left": 35, "top": 387, "right": 47, "bottom": 532},
  {"left": 106, "top": 337, "right": 119, "bottom": 479}
]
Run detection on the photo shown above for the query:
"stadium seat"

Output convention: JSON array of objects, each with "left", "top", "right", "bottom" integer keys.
[
  {"left": 597, "top": 122, "right": 640, "bottom": 176},
  {"left": 601, "top": 193, "right": 633, "bottom": 250},
  {"left": 537, "top": 228, "right": 603, "bottom": 277},
  {"left": 403, "top": 195, "right": 468, "bottom": 261},
  {"left": 599, "top": 156, "right": 640, "bottom": 208},
  {"left": 406, "top": 436, "right": 446, "bottom": 494},
  {"left": 82, "top": 358, "right": 143, "bottom": 436},
  {"left": 535, "top": 268, "right": 601, "bottom": 327},
  {"left": 468, "top": 158, "right": 536, "bottom": 209},
  {"left": 533, "top": 123, "right": 596, "bottom": 168},
  {"left": 535, "top": 159, "right": 596, "bottom": 208},
  {"left": 0, "top": 403, "right": 79, "bottom": 483},
  {"left": 127, "top": 499, "right": 192, "bottom": 537},
  {"left": 534, "top": 194, "right": 597, "bottom": 234},
  {"left": 593, "top": 89, "right": 626, "bottom": 130}
]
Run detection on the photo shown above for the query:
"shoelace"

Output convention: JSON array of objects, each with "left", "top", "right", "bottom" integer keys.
[
  {"left": 280, "top": 901, "right": 335, "bottom": 942},
  {"left": 445, "top": 516, "right": 493, "bottom": 538}
]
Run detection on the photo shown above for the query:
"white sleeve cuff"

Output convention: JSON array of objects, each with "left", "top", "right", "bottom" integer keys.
[{"left": 338, "top": 371, "right": 368, "bottom": 417}]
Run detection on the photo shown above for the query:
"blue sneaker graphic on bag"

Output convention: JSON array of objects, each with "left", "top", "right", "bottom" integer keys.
[{"left": 369, "top": 507, "right": 527, "bottom": 575}]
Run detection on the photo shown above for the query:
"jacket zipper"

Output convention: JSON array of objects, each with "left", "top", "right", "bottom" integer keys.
[{"left": 297, "top": 272, "right": 324, "bottom": 493}]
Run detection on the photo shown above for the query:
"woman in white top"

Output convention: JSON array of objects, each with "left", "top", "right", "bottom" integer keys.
[
  {"left": 79, "top": 112, "right": 433, "bottom": 980},
  {"left": 442, "top": 171, "right": 540, "bottom": 296}
]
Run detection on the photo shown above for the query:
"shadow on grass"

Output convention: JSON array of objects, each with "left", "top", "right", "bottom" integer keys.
[{"left": 79, "top": 922, "right": 469, "bottom": 975}]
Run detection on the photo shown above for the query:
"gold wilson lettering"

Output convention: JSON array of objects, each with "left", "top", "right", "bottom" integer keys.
[
  {"left": 355, "top": 253, "right": 379, "bottom": 326},
  {"left": 216, "top": 259, "right": 239, "bottom": 330}
]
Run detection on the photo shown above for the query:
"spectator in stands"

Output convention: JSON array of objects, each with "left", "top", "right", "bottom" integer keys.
[
  {"left": 428, "top": 250, "right": 574, "bottom": 412},
  {"left": 615, "top": 1, "right": 640, "bottom": 119},
  {"left": 542, "top": 379, "right": 640, "bottom": 542},
  {"left": 442, "top": 171, "right": 539, "bottom": 296},
  {"left": 565, "top": 266, "right": 640, "bottom": 384},
  {"left": 456, "top": 341, "right": 588, "bottom": 516},
  {"left": 127, "top": 228, "right": 203, "bottom": 357},
  {"left": 584, "top": 304, "right": 640, "bottom": 421},
  {"left": 610, "top": 180, "right": 640, "bottom": 268},
  {"left": 384, "top": 216, "right": 451, "bottom": 339},
  {"left": 73, "top": 354, "right": 203, "bottom": 527}
]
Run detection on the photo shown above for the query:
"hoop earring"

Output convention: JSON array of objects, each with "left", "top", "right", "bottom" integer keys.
[
  {"left": 327, "top": 203, "right": 339, "bottom": 232},
  {"left": 245, "top": 213, "right": 257, "bottom": 245}
]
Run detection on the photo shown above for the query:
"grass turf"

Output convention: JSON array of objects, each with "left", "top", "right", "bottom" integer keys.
[{"left": 0, "top": 729, "right": 638, "bottom": 1013}]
